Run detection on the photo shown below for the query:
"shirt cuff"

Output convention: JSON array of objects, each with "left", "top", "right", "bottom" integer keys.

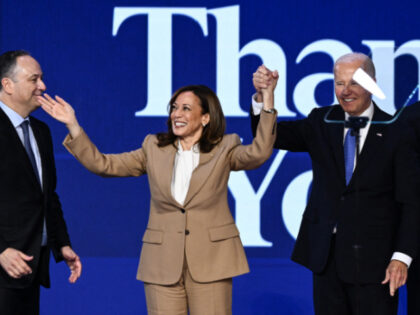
[
  {"left": 251, "top": 93, "right": 263, "bottom": 115},
  {"left": 391, "top": 252, "right": 412, "bottom": 268}
]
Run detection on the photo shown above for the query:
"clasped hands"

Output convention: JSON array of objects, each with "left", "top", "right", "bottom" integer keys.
[{"left": 253, "top": 65, "right": 278, "bottom": 111}]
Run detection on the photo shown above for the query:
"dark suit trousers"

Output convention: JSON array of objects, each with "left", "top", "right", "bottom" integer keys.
[
  {"left": 0, "top": 247, "right": 49, "bottom": 315},
  {"left": 0, "top": 284, "right": 40, "bottom": 315},
  {"left": 313, "top": 236, "right": 398, "bottom": 315},
  {"left": 407, "top": 258, "right": 420, "bottom": 315}
]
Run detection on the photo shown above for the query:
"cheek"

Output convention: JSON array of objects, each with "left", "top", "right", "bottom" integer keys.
[
  {"left": 358, "top": 89, "right": 370, "bottom": 98},
  {"left": 335, "top": 87, "right": 342, "bottom": 97}
]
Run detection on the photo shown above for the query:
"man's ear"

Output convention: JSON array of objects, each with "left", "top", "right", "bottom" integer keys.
[{"left": 1, "top": 77, "right": 14, "bottom": 94}]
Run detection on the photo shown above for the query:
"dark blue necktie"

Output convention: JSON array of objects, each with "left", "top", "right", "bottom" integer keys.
[
  {"left": 21, "top": 120, "right": 40, "bottom": 184},
  {"left": 21, "top": 120, "right": 47, "bottom": 245},
  {"left": 344, "top": 129, "right": 356, "bottom": 185}
]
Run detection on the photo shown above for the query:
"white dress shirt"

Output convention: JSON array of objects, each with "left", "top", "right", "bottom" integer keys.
[
  {"left": 343, "top": 102, "right": 373, "bottom": 157},
  {"left": 171, "top": 140, "right": 200, "bottom": 206},
  {"left": 252, "top": 95, "right": 412, "bottom": 267}
]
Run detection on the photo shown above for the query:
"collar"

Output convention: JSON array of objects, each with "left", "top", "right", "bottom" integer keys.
[
  {"left": 177, "top": 139, "right": 200, "bottom": 153},
  {"left": 0, "top": 100, "right": 29, "bottom": 128}
]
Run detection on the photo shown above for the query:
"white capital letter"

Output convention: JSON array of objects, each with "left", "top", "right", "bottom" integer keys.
[
  {"left": 209, "top": 6, "right": 293, "bottom": 117},
  {"left": 282, "top": 170, "right": 313, "bottom": 239},
  {"left": 113, "top": 7, "right": 208, "bottom": 116},
  {"left": 228, "top": 151, "right": 287, "bottom": 247}
]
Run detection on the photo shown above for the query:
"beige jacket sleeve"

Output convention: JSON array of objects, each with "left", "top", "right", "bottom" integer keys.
[
  {"left": 229, "top": 110, "right": 277, "bottom": 171},
  {"left": 63, "top": 130, "right": 149, "bottom": 177}
]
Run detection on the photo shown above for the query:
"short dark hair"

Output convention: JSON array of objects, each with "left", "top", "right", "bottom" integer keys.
[
  {"left": 157, "top": 85, "right": 226, "bottom": 153},
  {"left": 0, "top": 50, "right": 31, "bottom": 91}
]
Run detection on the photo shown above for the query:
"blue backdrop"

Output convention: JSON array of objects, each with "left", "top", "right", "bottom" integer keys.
[{"left": 1, "top": 0, "right": 419, "bottom": 314}]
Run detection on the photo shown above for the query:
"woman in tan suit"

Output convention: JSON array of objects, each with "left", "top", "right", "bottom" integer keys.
[{"left": 38, "top": 83, "right": 277, "bottom": 315}]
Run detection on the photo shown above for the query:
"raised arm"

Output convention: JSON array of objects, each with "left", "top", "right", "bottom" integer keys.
[
  {"left": 250, "top": 65, "right": 313, "bottom": 152},
  {"left": 38, "top": 94, "right": 147, "bottom": 177},
  {"left": 37, "top": 94, "right": 82, "bottom": 139},
  {"left": 229, "top": 72, "right": 278, "bottom": 170}
]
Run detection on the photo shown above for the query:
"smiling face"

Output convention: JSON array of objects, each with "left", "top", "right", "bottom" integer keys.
[
  {"left": 170, "top": 91, "right": 210, "bottom": 146},
  {"left": 334, "top": 59, "right": 372, "bottom": 116},
  {"left": 1, "top": 55, "right": 46, "bottom": 116}
]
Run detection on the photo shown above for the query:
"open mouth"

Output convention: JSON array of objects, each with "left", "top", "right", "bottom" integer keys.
[
  {"left": 343, "top": 98, "right": 355, "bottom": 103},
  {"left": 173, "top": 121, "right": 187, "bottom": 127}
]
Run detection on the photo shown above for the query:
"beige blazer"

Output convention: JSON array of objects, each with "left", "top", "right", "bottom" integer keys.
[{"left": 63, "top": 111, "right": 276, "bottom": 285}]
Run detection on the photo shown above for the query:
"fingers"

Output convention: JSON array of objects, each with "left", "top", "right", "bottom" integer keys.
[
  {"left": 389, "top": 269, "right": 406, "bottom": 296},
  {"left": 253, "top": 72, "right": 271, "bottom": 90},
  {"left": 382, "top": 260, "right": 407, "bottom": 296},
  {"left": 253, "top": 65, "right": 278, "bottom": 91},
  {"left": 0, "top": 248, "right": 33, "bottom": 279},
  {"left": 68, "top": 257, "right": 82, "bottom": 283},
  {"left": 37, "top": 94, "right": 56, "bottom": 115},
  {"left": 61, "top": 246, "right": 82, "bottom": 283},
  {"left": 19, "top": 252, "right": 34, "bottom": 262},
  {"left": 43, "top": 93, "right": 54, "bottom": 102},
  {"left": 13, "top": 251, "right": 33, "bottom": 278},
  {"left": 258, "top": 64, "right": 272, "bottom": 75},
  {"left": 38, "top": 93, "right": 64, "bottom": 110},
  {"left": 381, "top": 271, "right": 390, "bottom": 285},
  {"left": 67, "top": 255, "right": 82, "bottom": 283},
  {"left": 55, "top": 95, "right": 70, "bottom": 108}
]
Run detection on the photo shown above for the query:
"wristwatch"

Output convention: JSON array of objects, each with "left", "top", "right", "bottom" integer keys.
[{"left": 262, "top": 108, "right": 275, "bottom": 114}]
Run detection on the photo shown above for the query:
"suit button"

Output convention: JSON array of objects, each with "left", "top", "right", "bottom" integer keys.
[
  {"left": 180, "top": 208, "right": 185, "bottom": 213},
  {"left": 340, "top": 196, "right": 345, "bottom": 201},
  {"left": 185, "top": 229, "right": 190, "bottom": 235}
]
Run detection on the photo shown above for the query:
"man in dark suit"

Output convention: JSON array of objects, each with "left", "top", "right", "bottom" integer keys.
[
  {"left": 394, "top": 101, "right": 420, "bottom": 315},
  {"left": 0, "top": 50, "right": 82, "bottom": 314},
  {"left": 250, "top": 53, "right": 419, "bottom": 315}
]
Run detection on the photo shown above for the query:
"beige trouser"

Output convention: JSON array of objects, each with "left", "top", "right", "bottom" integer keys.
[{"left": 144, "top": 259, "right": 232, "bottom": 315}]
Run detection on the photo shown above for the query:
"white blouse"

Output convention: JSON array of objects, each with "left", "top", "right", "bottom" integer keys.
[{"left": 171, "top": 140, "right": 200, "bottom": 205}]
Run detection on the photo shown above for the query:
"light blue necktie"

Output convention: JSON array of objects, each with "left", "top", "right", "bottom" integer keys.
[
  {"left": 344, "top": 129, "right": 356, "bottom": 185},
  {"left": 21, "top": 120, "right": 47, "bottom": 246}
]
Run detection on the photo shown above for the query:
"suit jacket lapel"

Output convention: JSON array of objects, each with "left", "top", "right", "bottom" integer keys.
[
  {"left": 0, "top": 109, "right": 41, "bottom": 190},
  {"left": 156, "top": 143, "right": 184, "bottom": 207},
  {"left": 325, "top": 106, "right": 346, "bottom": 183},
  {"left": 349, "top": 104, "right": 389, "bottom": 185},
  {"left": 183, "top": 150, "right": 215, "bottom": 207}
]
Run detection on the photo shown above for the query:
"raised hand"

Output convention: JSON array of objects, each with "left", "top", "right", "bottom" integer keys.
[
  {"left": 37, "top": 94, "right": 82, "bottom": 138},
  {"left": 253, "top": 65, "right": 279, "bottom": 111},
  {"left": 253, "top": 65, "right": 278, "bottom": 91},
  {"left": 253, "top": 65, "right": 278, "bottom": 111}
]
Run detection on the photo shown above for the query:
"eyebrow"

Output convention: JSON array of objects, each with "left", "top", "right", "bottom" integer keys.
[
  {"left": 27, "top": 73, "right": 43, "bottom": 79},
  {"left": 173, "top": 102, "right": 191, "bottom": 106}
]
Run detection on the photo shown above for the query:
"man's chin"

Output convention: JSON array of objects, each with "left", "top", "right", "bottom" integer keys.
[
  {"left": 29, "top": 101, "right": 42, "bottom": 111},
  {"left": 339, "top": 104, "right": 356, "bottom": 115}
]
